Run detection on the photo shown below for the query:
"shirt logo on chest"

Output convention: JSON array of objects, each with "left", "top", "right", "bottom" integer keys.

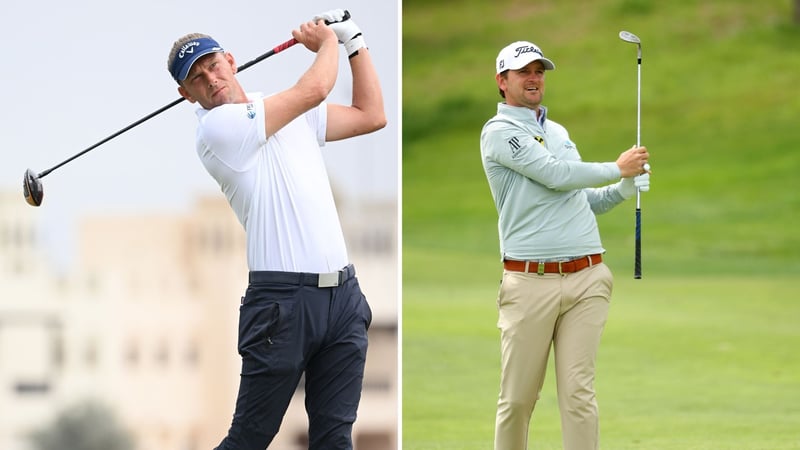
[
  {"left": 534, "top": 135, "right": 545, "bottom": 145},
  {"left": 246, "top": 103, "right": 256, "bottom": 119}
]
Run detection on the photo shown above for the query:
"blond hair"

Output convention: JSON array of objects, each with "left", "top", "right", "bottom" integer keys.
[{"left": 167, "top": 33, "right": 213, "bottom": 81}]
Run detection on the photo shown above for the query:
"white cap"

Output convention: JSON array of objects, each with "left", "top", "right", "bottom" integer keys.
[{"left": 496, "top": 41, "right": 555, "bottom": 74}]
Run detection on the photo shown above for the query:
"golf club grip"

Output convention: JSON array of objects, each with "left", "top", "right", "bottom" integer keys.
[
  {"left": 234, "top": 11, "right": 350, "bottom": 73},
  {"left": 236, "top": 38, "right": 298, "bottom": 73},
  {"left": 634, "top": 207, "right": 642, "bottom": 279}
]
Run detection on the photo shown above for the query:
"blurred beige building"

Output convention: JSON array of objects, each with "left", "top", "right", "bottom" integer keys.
[{"left": 0, "top": 190, "right": 397, "bottom": 450}]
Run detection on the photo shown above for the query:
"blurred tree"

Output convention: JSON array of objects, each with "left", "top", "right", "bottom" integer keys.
[
  {"left": 29, "top": 401, "right": 134, "bottom": 450},
  {"left": 796, "top": 0, "right": 800, "bottom": 24}
]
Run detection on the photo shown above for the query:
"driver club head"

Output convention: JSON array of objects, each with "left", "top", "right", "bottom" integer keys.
[
  {"left": 619, "top": 30, "right": 641, "bottom": 45},
  {"left": 23, "top": 169, "right": 44, "bottom": 207}
]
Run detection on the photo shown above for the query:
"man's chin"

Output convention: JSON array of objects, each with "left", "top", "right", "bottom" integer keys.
[{"left": 527, "top": 93, "right": 542, "bottom": 103}]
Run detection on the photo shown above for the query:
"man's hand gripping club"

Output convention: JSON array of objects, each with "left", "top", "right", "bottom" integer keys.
[
  {"left": 617, "top": 145, "right": 652, "bottom": 198},
  {"left": 313, "top": 9, "right": 367, "bottom": 58}
]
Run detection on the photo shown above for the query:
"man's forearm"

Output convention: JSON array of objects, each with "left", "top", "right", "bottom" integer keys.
[{"left": 348, "top": 49, "right": 385, "bottom": 127}]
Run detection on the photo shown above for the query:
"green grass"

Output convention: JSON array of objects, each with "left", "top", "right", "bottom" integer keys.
[
  {"left": 403, "top": 269, "right": 800, "bottom": 449},
  {"left": 402, "top": 0, "right": 800, "bottom": 275},
  {"left": 402, "top": 0, "right": 800, "bottom": 448}
]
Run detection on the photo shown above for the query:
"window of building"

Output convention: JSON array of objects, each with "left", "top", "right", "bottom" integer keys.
[
  {"left": 85, "top": 339, "right": 98, "bottom": 368},
  {"left": 52, "top": 333, "right": 64, "bottom": 369},
  {"left": 357, "top": 431, "right": 394, "bottom": 450},
  {"left": 156, "top": 340, "right": 169, "bottom": 367},
  {"left": 14, "top": 380, "right": 50, "bottom": 395},
  {"left": 126, "top": 341, "right": 140, "bottom": 367},
  {"left": 185, "top": 339, "right": 199, "bottom": 368}
]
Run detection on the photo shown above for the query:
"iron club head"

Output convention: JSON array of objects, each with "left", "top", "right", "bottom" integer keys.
[
  {"left": 619, "top": 30, "right": 641, "bottom": 45},
  {"left": 23, "top": 169, "right": 44, "bottom": 207}
]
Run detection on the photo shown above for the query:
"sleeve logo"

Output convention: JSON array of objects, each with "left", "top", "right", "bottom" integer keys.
[{"left": 508, "top": 136, "right": 523, "bottom": 158}]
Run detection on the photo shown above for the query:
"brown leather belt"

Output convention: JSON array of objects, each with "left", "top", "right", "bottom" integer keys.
[{"left": 503, "top": 254, "right": 603, "bottom": 275}]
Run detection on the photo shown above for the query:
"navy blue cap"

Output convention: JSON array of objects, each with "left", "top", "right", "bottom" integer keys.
[{"left": 169, "top": 37, "right": 225, "bottom": 82}]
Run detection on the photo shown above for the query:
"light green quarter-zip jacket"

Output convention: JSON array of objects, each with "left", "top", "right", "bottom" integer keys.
[{"left": 480, "top": 103, "right": 634, "bottom": 261}]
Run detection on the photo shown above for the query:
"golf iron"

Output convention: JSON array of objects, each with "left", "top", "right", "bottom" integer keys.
[{"left": 619, "top": 30, "right": 644, "bottom": 279}]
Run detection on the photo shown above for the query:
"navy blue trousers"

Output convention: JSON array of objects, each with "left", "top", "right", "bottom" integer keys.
[{"left": 215, "top": 265, "right": 372, "bottom": 450}]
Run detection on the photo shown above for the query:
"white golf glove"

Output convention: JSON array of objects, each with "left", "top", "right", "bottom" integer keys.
[
  {"left": 620, "top": 172, "right": 651, "bottom": 198},
  {"left": 313, "top": 9, "right": 366, "bottom": 57},
  {"left": 635, "top": 172, "right": 650, "bottom": 192}
]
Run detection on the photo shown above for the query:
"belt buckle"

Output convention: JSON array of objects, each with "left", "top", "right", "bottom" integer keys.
[{"left": 318, "top": 271, "right": 340, "bottom": 288}]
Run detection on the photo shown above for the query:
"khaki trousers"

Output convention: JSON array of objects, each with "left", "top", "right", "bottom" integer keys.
[{"left": 494, "top": 263, "right": 613, "bottom": 450}]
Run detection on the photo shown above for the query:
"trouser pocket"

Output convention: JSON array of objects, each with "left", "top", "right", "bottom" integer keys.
[{"left": 238, "top": 285, "right": 299, "bottom": 376}]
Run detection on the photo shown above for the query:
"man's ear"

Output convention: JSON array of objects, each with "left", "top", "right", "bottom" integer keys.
[
  {"left": 178, "top": 85, "right": 196, "bottom": 104},
  {"left": 495, "top": 73, "right": 506, "bottom": 92},
  {"left": 226, "top": 52, "right": 237, "bottom": 74}
]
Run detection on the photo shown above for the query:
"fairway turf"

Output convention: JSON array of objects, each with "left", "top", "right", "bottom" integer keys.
[{"left": 402, "top": 269, "right": 800, "bottom": 449}]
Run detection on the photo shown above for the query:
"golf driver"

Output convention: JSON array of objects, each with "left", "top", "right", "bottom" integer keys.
[
  {"left": 22, "top": 35, "right": 305, "bottom": 207},
  {"left": 619, "top": 30, "right": 644, "bottom": 279}
]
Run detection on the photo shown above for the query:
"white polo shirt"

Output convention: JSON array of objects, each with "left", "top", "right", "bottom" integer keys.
[{"left": 195, "top": 92, "right": 348, "bottom": 273}]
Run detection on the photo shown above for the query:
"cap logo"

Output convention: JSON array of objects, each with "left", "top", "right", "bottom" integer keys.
[
  {"left": 169, "top": 37, "right": 224, "bottom": 82},
  {"left": 178, "top": 41, "right": 201, "bottom": 59},
  {"left": 514, "top": 45, "right": 543, "bottom": 58}
]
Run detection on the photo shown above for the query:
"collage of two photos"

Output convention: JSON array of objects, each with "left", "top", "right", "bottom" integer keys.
[{"left": 2, "top": 0, "right": 799, "bottom": 449}]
